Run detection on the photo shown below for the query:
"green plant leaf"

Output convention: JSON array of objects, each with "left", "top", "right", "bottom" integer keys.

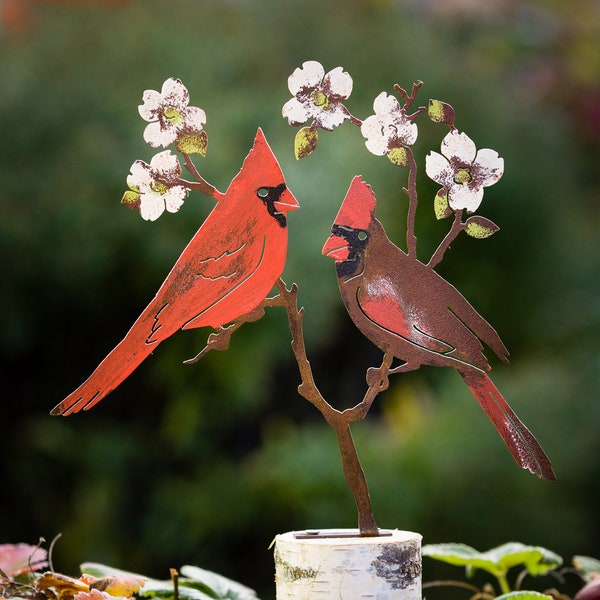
[
  {"left": 142, "top": 579, "right": 214, "bottom": 600},
  {"left": 180, "top": 565, "right": 259, "bottom": 600},
  {"left": 422, "top": 543, "right": 562, "bottom": 578},
  {"left": 496, "top": 592, "right": 554, "bottom": 600},
  {"left": 294, "top": 127, "right": 318, "bottom": 159},
  {"left": 80, "top": 563, "right": 260, "bottom": 600},
  {"left": 573, "top": 555, "right": 600, "bottom": 582}
]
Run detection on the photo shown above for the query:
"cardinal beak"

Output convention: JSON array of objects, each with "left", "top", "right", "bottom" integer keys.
[
  {"left": 273, "top": 188, "right": 300, "bottom": 214},
  {"left": 322, "top": 234, "right": 349, "bottom": 261}
]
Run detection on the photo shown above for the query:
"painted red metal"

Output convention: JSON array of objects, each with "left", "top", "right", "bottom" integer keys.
[{"left": 51, "top": 129, "right": 298, "bottom": 416}]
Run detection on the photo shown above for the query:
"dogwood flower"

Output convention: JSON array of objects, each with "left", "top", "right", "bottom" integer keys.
[
  {"left": 425, "top": 129, "right": 503, "bottom": 213},
  {"left": 361, "top": 91, "right": 419, "bottom": 155},
  {"left": 0, "top": 543, "right": 48, "bottom": 577},
  {"left": 282, "top": 61, "right": 353, "bottom": 130},
  {"left": 138, "top": 78, "right": 206, "bottom": 148},
  {"left": 122, "top": 151, "right": 188, "bottom": 221}
]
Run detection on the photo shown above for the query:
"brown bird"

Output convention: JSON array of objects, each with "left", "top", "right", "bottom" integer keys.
[
  {"left": 52, "top": 128, "right": 299, "bottom": 416},
  {"left": 322, "top": 176, "right": 555, "bottom": 480}
]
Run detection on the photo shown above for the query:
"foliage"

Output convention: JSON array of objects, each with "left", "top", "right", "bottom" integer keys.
[
  {"left": 422, "top": 541, "right": 600, "bottom": 600},
  {"left": 0, "top": 544, "right": 259, "bottom": 600}
]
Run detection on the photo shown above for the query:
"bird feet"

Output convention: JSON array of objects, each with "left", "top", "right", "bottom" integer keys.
[{"left": 366, "top": 366, "right": 390, "bottom": 392}]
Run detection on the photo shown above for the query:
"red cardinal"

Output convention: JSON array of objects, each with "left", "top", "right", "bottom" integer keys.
[
  {"left": 52, "top": 128, "right": 299, "bottom": 416},
  {"left": 322, "top": 176, "right": 555, "bottom": 480}
]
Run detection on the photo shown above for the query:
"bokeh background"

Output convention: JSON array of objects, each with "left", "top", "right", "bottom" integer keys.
[{"left": 1, "top": 0, "right": 599, "bottom": 598}]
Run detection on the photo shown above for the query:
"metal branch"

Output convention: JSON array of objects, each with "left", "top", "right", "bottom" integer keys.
[
  {"left": 181, "top": 153, "right": 218, "bottom": 197},
  {"left": 188, "top": 278, "right": 392, "bottom": 535},
  {"left": 428, "top": 210, "right": 466, "bottom": 269},
  {"left": 274, "top": 279, "right": 391, "bottom": 536},
  {"left": 404, "top": 148, "right": 419, "bottom": 258}
]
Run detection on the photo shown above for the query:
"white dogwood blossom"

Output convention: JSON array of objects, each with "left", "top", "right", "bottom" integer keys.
[
  {"left": 426, "top": 129, "right": 503, "bottom": 213},
  {"left": 282, "top": 61, "right": 353, "bottom": 130},
  {"left": 123, "top": 150, "right": 188, "bottom": 221},
  {"left": 138, "top": 78, "right": 206, "bottom": 148},
  {"left": 361, "top": 91, "right": 418, "bottom": 155}
]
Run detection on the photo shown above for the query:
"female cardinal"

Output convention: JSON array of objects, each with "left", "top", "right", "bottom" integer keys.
[
  {"left": 52, "top": 128, "right": 299, "bottom": 416},
  {"left": 322, "top": 176, "right": 555, "bottom": 480}
]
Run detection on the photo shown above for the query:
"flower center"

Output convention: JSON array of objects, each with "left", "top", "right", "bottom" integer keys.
[
  {"left": 150, "top": 180, "right": 170, "bottom": 195},
  {"left": 163, "top": 106, "right": 183, "bottom": 124},
  {"left": 454, "top": 168, "right": 472, "bottom": 185},
  {"left": 312, "top": 90, "right": 329, "bottom": 108}
]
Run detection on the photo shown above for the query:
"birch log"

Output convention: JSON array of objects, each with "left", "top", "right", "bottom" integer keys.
[{"left": 274, "top": 529, "right": 422, "bottom": 599}]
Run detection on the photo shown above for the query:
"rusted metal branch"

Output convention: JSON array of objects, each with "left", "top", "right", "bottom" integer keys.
[{"left": 427, "top": 210, "right": 466, "bottom": 269}]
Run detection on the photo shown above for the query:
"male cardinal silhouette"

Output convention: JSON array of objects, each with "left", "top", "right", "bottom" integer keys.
[
  {"left": 322, "top": 176, "right": 555, "bottom": 480},
  {"left": 52, "top": 128, "right": 299, "bottom": 416}
]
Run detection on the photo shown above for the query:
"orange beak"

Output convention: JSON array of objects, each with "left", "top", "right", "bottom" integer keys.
[
  {"left": 274, "top": 187, "right": 300, "bottom": 214},
  {"left": 322, "top": 234, "right": 349, "bottom": 261}
]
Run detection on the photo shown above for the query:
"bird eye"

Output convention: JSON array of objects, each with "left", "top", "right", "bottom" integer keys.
[
  {"left": 257, "top": 187, "right": 269, "bottom": 198},
  {"left": 358, "top": 231, "right": 368, "bottom": 241}
]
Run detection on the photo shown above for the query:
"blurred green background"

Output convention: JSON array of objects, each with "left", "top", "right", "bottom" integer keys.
[{"left": 1, "top": 0, "right": 599, "bottom": 598}]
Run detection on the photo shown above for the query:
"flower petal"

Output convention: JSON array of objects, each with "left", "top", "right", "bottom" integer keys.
[
  {"left": 150, "top": 150, "right": 180, "bottom": 176},
  {"left": 316, "top": 105, "right": 348, "bottom": 130},
  {"left": 361, "top": 115, "right": 389, "bottom": 155},
  {"left": 282, "top": 97, "right": 311, "bottom": 125},
  {"left": 139, "top": 194, "right": 166, "bottom": 221},
  {"left": 181, "top": 106, "right": 206, "bottom": 131},
  {"left": 398, "top": 121, "right": 419, "bottom": 146},
  {"left": 160, "top": 77, "right": 190, "bottom": 109},
  {"left": 164, "top": 186, "right": 187, "bottom": 213},
  {"left": 372, "top": 91, "right": 400, "bottom": 118},
  {"left": 441, "top": 130, "right": 477, "bottom": 163},
  {"left": 143, "top": 121, "right": 177, "bottom": 148},
  {"left": 138, "top": 89, "right": 162, "bottom": 121},
  {"left": 288, "top": 61, "right": 325, "bottom": 95},
  {"left": 425, "top": 151, "right": 452, "bottom": 185},
  {"left": 474, "top": 148, "right": 504, "bottom": 187},
  {"left": 323, "top": 66, "right": 353, "bottom": 98},
  {"left": 448, "top": 183, "right": 484, "bottom": 213},
  {"left": 127, "top": 160, "right": 153, "bottom": 189}
]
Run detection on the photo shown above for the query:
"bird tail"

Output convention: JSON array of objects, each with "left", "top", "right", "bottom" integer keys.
[
  {"left": 51, "top": 317, "right": 160, "bottom": 416},
  {"left": 458, "top": 368, "right": 556, "bottom": 480}
]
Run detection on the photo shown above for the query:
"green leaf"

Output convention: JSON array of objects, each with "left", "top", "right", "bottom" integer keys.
[
  {"left": 294, "top": 127, "right": 318, "bottom": 159},
  {"left": 142, "top": 579, "right": 214, "bottom": 600},
  {"left": 573, "top": 555, "right": 600, "bottom": 582},
  {"left": 180, "top": 565, "right": 259, "bottom": 600},
  {"left": 433, "top": 188, "right": 452, "bottom": 220},
  {"left": 80, "top": 563, "right": 248, "bottom": 600},
  {"left": 422, "top": 543, "right": 562, "bottom": 578},
  {"left": 428, "top": 99, "right": 455, "bottom": 126},
  {"left": 496, "top": 592, "right": 554, "bottom": 600},
  {"left": 465, "top": 215, "right": 500, "bottom": 239}
]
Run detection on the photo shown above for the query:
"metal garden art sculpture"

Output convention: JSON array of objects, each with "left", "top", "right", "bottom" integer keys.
[{"left": 53, "top": 65, "right": 555, "bottom": 541}]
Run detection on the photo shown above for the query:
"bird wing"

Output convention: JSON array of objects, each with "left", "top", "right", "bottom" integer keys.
[
  {"left": 145, "top": 232, "right": 268, "bottom": 339},
  {"left": 355, "top": 271, "right": 495, "bottom": 371},
  {"left": 356, "top": 277, "right": 455, "bottom": 356}
]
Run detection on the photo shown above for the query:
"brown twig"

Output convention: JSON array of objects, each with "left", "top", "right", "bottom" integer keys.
[
  {"left": 427, "top": 210, "right": 466, "bottom": 269},
  {"left": 181, "top": 153, "right": 218, "bottom": 197},
  {"left": 403, "top": 148, "right": 419, "bottom": 258}
]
